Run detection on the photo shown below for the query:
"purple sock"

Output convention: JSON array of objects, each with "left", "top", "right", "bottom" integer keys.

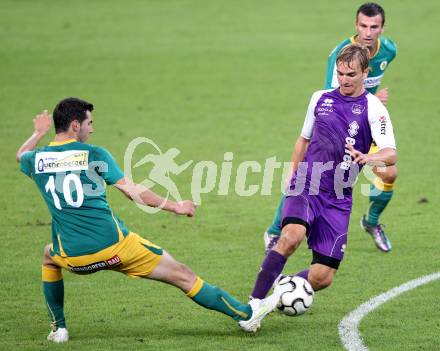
[
  {"left": 251, "top": 250, "right": 287, "bottom": 299},
  {"left": 295, "top": 269, "right": 309, "bottom": 281}
]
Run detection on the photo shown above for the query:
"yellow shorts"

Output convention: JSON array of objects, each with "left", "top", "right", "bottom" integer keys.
[
  {"left": 368, "top": 144, "right": 379, "bottom": 155},
  {"left": 50, "top": 233, "right": 163, "bottom": 278}
]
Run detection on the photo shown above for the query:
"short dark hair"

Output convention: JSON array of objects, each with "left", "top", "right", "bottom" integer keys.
[
  {"left": 337, "top": 43, "right": 370, "bottom": 71},
  {"left": 53, "top": 97, "right": 94, "bottom": 133},
  {"left": 357, "top": 2, "right": 385, "bottom": 26}
]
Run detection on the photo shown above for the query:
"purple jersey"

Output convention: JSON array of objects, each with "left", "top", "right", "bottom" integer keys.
[
  {"left": 281, "top": 88, "right": 396, "bottom": 261},
  {"left": 289, "top": 89, "right": 396, "bottom": 199}
]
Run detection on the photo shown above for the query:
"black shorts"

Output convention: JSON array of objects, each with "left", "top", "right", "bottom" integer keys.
[{"left": 311, "top": 250, "right": 341, "bottom": 270}]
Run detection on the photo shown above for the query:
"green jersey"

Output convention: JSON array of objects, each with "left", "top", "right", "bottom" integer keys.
[
  {"left": 324, "top": 36, "right": 397, "bottom": 94},
  {"left": 20, "top": 139, "right": 129, "bottom": 257}
]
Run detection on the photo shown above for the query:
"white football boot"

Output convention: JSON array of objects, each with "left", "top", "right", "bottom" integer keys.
[
  {"left": 239, "top": 293, "right": 280, "bottom": 332},
  {"left": 263, "top": 231, "right": 280, "bottom": 253},
  {"left": 47, "top": 327, "right": 69, "bottom": 343}
]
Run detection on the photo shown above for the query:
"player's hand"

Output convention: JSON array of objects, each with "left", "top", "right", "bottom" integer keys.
[
  {"left": 375, "top": 88, "right": 388, "bottom": 106},
  {"left": 34, "top": 110, "right": 52, "bottom": 135},
  {"left": 174, "top": 200, "right": 197, "bottom": 217},
  {"left": 347, "top": 144, "right": 371, "bottom": 165}
]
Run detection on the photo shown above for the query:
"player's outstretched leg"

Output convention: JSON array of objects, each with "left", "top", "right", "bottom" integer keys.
[
  {"left": 147, "top": 251, "right": 279, "bottom": 332},
  {"left": 42, "top": 245, "right": 68, "bottom": 343},
  {"left": 263, "top": 195, "right": 285, "bottom": 253},
  {"left": 361, "top": 165, "right": 397, "bottom": 252},
  {"left": 251, "top": 223, "right": 306, "bottom": 299}
]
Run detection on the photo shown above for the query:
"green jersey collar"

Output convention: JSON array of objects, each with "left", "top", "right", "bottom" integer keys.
[
  {"left": 49, "top": 139, "right": 77, "bottom": 146},
  {"left": 350, "top": 35, "right": 381, "bottom": 59}
]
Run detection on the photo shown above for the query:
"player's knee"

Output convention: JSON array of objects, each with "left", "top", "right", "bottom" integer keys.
[
  {"left": 43, "top": 244, "right": 51, "bottom": 256},
  {"left": 276, "top": 236, "right": 302, "bottom": 256},
  {"left": 174, "top": 263, "right": 197, "bottom": 289},
  {"left": 277, "top": 236, "right": 299, "bottom": 256},
  {"left": 309, "top": 272, "right": 333, "bottom": 291},
  {"left": 275, "top": 229, "right": 304, "bottom": 256},
  {"left": 42, "top": 244, "right": 54, "bottom": 266}
]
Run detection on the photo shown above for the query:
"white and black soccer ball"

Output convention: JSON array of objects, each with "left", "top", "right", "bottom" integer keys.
[{"left": 275, "top": 275, "right": 314, "bottom": 316}]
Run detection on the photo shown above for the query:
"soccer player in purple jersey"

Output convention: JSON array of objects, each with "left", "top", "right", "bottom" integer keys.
[
  {"left": 265, "top": 3, "right": 397, "bottom": 255},
  {"left": 250, "top": 44, "right": 397, "bottom": 298}
]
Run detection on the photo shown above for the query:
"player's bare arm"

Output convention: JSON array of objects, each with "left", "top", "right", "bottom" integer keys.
[
  {"left": 16, "top": 110, "right": 52, "bottom": 162},
  {"left": 347, "top": 144, "right": 396, "bottom": 166},
  {"left": 291, "top": 136, "right": 310, "bottom": 173},
  {"left": 285, "top": 136, "right": 310, "bottom": 186},
  {"left": 115, "top": 177, "right": 196, "bottom": 216},
  {"left": 375, "top": 88, "right": 389, "bottom": 106}
]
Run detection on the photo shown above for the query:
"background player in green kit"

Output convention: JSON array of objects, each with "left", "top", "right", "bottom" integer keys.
[
  {"left": 16, "top": 98, "right": 280, "bottom": 343},
  {"left": 264, "top": 2, "right": 397, "bottom": 253}
]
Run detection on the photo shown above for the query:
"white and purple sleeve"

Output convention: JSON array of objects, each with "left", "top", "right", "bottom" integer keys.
[
  {"left": 367, "top": 94, "right": 396, "bottom": 149},
  {"left": 300, "top": 90, "right": 326, "bottom": 139}
]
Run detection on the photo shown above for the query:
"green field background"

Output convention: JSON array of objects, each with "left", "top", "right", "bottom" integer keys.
[{"left": 1, "top": 1, "right": 439, "bottom": 350}]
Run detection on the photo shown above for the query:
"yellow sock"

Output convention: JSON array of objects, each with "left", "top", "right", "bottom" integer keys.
[{"left": 42, "top": 265, "right": 62, "bottom": 282}]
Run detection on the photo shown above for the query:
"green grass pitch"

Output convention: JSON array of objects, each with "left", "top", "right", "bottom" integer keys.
[{"left": 1, "top": 1, "right": 439, "bottom": 350}]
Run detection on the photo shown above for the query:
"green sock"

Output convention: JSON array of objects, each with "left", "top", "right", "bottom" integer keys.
[
  {"left": 189, "top": 278, "right": 252, "bottom": 321},
  {"left": 366, "top": 184, "right": 394, "bottom": 226},
  {"left": 267, "top": 195, "right": 285, "bottom": 236},
  {"left": 43, "top": 280, "right": 66, "bottom": 330}
]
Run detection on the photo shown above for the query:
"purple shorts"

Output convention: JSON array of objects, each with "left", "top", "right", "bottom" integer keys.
[{"left": 281, "top": 190, "right": 352, "bottom": 261}]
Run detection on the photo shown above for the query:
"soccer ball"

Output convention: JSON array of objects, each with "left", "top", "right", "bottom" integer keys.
[{"left": 275, "top": 275, "right": 314, "bottom": 316}]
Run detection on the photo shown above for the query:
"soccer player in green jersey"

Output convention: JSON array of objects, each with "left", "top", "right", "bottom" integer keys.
[
  {"left": 17, "top": 98, "right": 280, "bottom": 342},
  {"left": 265, "top": 2, "right": 397, "bottom": 253}
]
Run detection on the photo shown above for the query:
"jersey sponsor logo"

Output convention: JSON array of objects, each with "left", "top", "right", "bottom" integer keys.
[
  {"left": 341, "top": 120, "right": 358, "bottom": 170},
  {"left": 341, "top": 136, "right": 356, "bottom": 170},
  {"left": 35, "top": 150, "right": 89, "bottom": 174},
  {"left": 348, "top": 121, "right": 359, "bottom": 137},
  {"left": 68, "top": 255, "right": 122, "bottom": 274},
  {"left": 379, "top": 116, "right": 387, "bottom": 135},
  {"left": 37, "top": 158, "right": 44, "bottom": 172},
  {"left": 380, "top": 61, "right": 388, "bottom": 70},
  {"left": 351, "top": 104, "right": 365, "bottom": 115},
  {"left": 106, "top": 255, "right": 121, "bottom": 265},
  {"left": 317, "top": 98, "right": 334, "bottom": 115},
  {"left": 322, "top": 98, "right": 334, "bottom": 107},
  {"left": 363, "top": 74, "right": 383, "bottom": 88}
]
